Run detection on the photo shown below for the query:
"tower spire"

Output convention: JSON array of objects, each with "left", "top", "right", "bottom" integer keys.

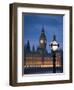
[
  {"left": 42, "top": 25, "right": 45, "bottom": 33},
  {"left": 53, "top": 34, "right": 56, "bottom": 41},
  {"left": 39, "top": 26, "right": 47, "bottom": 49}
]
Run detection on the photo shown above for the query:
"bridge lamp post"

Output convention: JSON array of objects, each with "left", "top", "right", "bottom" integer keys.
[{"left": 49, "top": 35, "right": 59, "bottom": 73}]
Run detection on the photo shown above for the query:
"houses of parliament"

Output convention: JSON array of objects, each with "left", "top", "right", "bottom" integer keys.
[{"left": 24, "top": 27, "right": 63, "bottom": 68}]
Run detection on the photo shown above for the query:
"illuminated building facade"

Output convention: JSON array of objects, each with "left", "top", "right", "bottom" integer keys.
[{"left": 24, "top": 27, "right": 63, "bottom": 68}]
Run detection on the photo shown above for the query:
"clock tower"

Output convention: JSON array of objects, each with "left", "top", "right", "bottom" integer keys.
[{"left": 39, "top": 27, "right": 47, "bottom": 49}]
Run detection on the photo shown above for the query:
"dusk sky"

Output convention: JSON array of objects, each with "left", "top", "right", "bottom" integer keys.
[{"left": 23, "top": 13, "right": 63, "bottom": 52}]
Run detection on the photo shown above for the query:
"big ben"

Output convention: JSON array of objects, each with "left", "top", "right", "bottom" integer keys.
[
  {"left": 39, "top": 27, "right": 47, "bottom": 49},
  {"left": 39, "top": 27, "right": 47, "bottom": 65}
]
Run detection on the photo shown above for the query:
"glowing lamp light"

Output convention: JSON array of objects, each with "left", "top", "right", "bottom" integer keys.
[{"left": 50, "top": 41, "right": 59, "bottom": 51}]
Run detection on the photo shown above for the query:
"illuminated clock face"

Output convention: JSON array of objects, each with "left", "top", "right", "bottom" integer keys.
[{"left": 40, "top": 40, "right": 44, "bottom": 43}]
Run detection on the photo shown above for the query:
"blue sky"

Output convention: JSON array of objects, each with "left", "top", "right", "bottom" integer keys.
[{"left": 23, "top": 13, "right": 63, "bottom": 52}]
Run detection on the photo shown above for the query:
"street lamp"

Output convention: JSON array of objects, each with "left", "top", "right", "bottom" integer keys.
[{"left": 49, "top": 35, "right": 59, "bottom": 73}]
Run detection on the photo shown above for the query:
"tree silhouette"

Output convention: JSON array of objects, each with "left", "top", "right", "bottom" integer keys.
[
  {"left": 24, "top": 44, "right": 26, "bottom": 51},
  {"left": 26, "top": 40, "right": 31, "bottom": 53},
  {"left": 32, "top": 45, "right": 35, "bottom": 53}
]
